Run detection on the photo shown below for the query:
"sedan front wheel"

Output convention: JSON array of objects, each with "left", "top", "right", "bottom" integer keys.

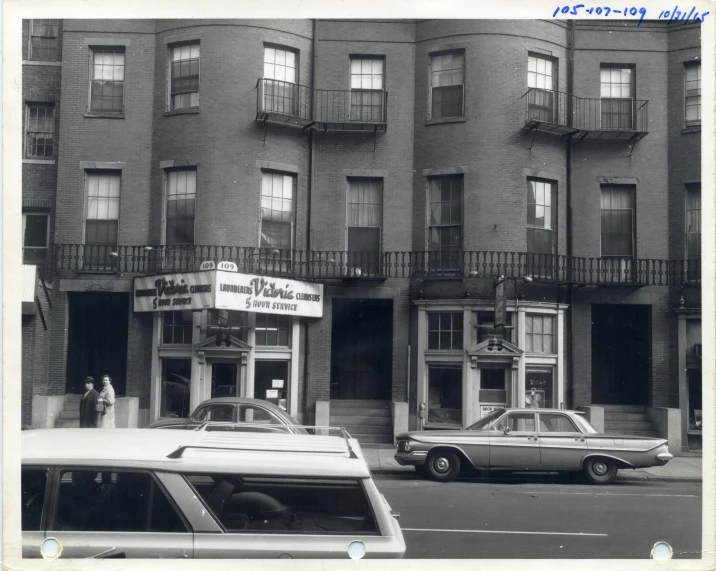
[
  {"left": 425, "top": 450, "right": 460, "bottom": 483},
  {"left": 583, "top": 457, "right": 618, "bottom": 484}
]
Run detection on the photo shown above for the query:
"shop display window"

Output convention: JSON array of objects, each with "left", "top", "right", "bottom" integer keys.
[
  {"left": 525, "top": 366, "right": 554, "bottom": 408},
  {"left": 427, "top": 363, "right": 462, "bottom": 425},
  {"left": 688, "top": 369, "right": 702, "bottom": 432},
  {"left": 161, "top": 359, "right": 191, "bottom": 418},
  {"left": 162, "top": 311, "right": 193, "bottom": 344},
  {"left": 255, "top": 314, "right": 291, "bottom": 347}
]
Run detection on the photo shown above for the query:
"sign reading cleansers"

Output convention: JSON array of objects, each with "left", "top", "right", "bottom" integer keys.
[{"left": 134, "top": 270, "right": 323, "bottom": 318}]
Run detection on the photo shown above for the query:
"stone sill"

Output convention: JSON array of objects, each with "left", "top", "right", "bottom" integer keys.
[
  {"left": 426, "top": 116, "right": 467, "bottom": 126},
  {"left": 23, "top": 159, "right": 56, "bottom": 165},
  {"left": 682, "top": 125, "right": 701, "bottom": 134},
  {"left": 84, "top": 112, "right": 125, "bottom": 119},
  {"left": 164, "top": 108, "right": 200, "bottom": 117}
]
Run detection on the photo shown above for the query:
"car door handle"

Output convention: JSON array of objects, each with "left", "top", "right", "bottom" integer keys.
[
  {"left": 528, "top": 436, "right": 539, "bottom": 441},
  {"left": 574, "top": 437, "right": 586, "bottom": 442}
]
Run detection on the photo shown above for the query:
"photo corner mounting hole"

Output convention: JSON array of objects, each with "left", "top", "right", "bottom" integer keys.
[{"left": 651, "top": 541, "right": 673, "bottom": 563}]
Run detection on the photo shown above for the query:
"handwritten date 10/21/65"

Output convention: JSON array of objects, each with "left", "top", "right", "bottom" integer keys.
[{"left": 552, "top": 5, "right": 709, "bottom": 25}]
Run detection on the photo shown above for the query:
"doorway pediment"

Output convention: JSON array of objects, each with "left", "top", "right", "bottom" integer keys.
[
  {"left": 194, "top": 336, "right": 252, "bottom": 359},
  {"left": 466, "top": 339, "right": 523, "bottom": 368}
]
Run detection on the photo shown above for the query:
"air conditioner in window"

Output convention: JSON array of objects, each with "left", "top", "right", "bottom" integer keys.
[{"left": 693, "top": 344, "right": 702, "bottom": 359}]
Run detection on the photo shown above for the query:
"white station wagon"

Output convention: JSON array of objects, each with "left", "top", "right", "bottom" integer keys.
[{"left": 22, "top": 428, "right": 405, "bottom": 559}]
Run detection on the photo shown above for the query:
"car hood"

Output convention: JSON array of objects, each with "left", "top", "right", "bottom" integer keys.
[{"left": 146, "top": 418, "right": 189, "bottom": 429}]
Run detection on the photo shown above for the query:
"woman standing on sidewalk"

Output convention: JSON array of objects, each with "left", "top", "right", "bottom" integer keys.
[{"left": 97, "top": 375, "right": 116, "bottom": 429}]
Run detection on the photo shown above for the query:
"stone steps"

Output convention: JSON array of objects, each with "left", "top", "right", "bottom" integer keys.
[{"left": 330, "top": 400, "right": 393, "bottom": 446}]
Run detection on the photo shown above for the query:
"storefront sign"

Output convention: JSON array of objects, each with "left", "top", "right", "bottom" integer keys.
[
  {"left": 480, "top": 405, "right": 503, "bottom": 418},
  {"left": 134, "top": 271, "right": 216, "bottom": 312},
  {"left": 215, "top": 271, "right": 323, "bottom": 318},
  {"left": 272, "top": 379, "right": 284, "bottom": 388},
  {"left": 266, "top": 389, "right": 279, "bottom": 399},
  {"left": 134, "top": 270, "right": 324, "bottom": 318}
]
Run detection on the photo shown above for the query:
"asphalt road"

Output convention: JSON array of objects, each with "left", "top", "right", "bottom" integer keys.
[{"left": 374, "top": 472, "right": 703, "bottom": 559}]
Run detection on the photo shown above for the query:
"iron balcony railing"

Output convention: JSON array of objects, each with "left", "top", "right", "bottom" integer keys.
[
  {"left": 523, "top": 88, "right": 649, "bottom": 137},
  {"left": 256, "top": 78, "right": 388, "bottom": 129},
  {"left": 51, "top": 244, "right": 700, "bottom": 287}
]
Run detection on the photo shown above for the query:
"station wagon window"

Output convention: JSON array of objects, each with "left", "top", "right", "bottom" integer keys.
[
  {"left": 497, "top": 412, "right": 536, "bottom": 432},
  {"left": 185, "top": 474, "right": 378, "bottom": 534},
  {"left": 538, "top": 413, "right": 579, "bottom": 433},
  {"left": 52, "top": 469, "right": 187, "bottom": 532},
  {"left": 22, "top": 468, "right": 49, "bottom": 531}
]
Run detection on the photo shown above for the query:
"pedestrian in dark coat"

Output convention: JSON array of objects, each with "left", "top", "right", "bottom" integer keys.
[{"left": 79, "top": 377, "right": 100, "bottom": 428}]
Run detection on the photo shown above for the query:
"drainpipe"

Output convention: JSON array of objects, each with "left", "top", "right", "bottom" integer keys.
[
  {"left": 566, "top": 20, "right": 575, "bottom": 409},
  {"left": 304, "top": 18, "right": 317, "bottom": 421}
]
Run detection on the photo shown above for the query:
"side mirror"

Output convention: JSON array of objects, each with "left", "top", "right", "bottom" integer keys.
[{"left": 503, "top": 426, "right": 511, "bottom": 434}]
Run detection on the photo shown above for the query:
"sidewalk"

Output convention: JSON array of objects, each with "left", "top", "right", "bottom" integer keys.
[{"left": 361, "top": 446, "right": 703, "bottom": 482}]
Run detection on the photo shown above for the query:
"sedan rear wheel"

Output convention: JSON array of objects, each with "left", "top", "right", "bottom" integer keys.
[
  {"left": 425, "top": 450, "right": 461, "bottom": 483},
  {"left": 583, "top": 457, "right": 618, "bottom": 484}
]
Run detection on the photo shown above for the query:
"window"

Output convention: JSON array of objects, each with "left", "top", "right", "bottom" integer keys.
[
  {"left": 350, "top": 57, "right": 384, "bottom": 122},
  {"left": 347, "top": 178, "right": 382, "bottom": 275},
  {"left": 260, "top": 171, "right": 294, "bottom": 252},
  {"left": 25, "top": 104, "right": 54, "bottom": 158},
  {"left": 427, "top": 363, "right": 462, "bottom": 425},
  {"left": 255, "top": 313, "right": 291, "bottom": 346},
  {"left": 166, "top": 169, "right": 196, "bottom": 245},
  {"left": 525, "top": 315, "right": 555, "bottom": 353},
  {"left": 23, "top": 213, "right": 49, "bottom": 263},
  {"left": 263, "top": 45, "right": 297, "bottom": 115},
  {"left": 601, "top": 184, "right": 635, "bottom": 257},
  {"left": 685, "top": 62, "right": 701, "bottom": 125},
  {"left": 538, "top": 413, "right": 577, "bottom": 432},
  {"left": 161, "top": 358, "right": 191, "bottom": 418},
  {"left": 427, "top": 312, "right": 463, "bottom": 350},
  {"left": 688, "top": 369, "right": 702, "bottom": 431},
  {"left": 239, "top": 404, "right": 282, "bottom": 424},
  {"left": 52, "top": 469, "right": 186, "bottom": 532},
  {"left": 526, "top": 366, "right": 555, "bottom": 408},
  {"left": 209, "top": 310, "right": 249, "bottom": 342},
  {"left": 29, "top": 19, "right": 59, "bottom": 61},
  {"left": 600, "top": 65, "right": 635, "bottom": 130},
  {"left": 170, "top": 43, "right": 200, "bottom": 109},
  {"left": 428, "top": 176, "right": 463, "bottom": 270},
  {"left": 22, "top": 468, "right": 48, "bottom": 531},
  {"left": 497, "top": 412, "right": 536, "bottom": 432},
  {"left": 430, "top": 51, "right": 464, "bottom": 119},
  {"left": 89, "top": 47, "right": 125, "bottom": 113},
  {"left": 162, "top": 311, "right": 193, "bottom": 344},
  {"left": 686, "top": 185, "right": 701, "bottom": 259},
  {"left": 527, "top": 54, "right": 555, "bottom": 122},
  {"left": 194, "top": 404, "right": 236, "bottom": 422},
  {"left": 85, "top": 171, "right": 120, "bottom": 246},
  {"left": 527, "top": 178, "right": 555, "bottom": 255},
  {"left": 185, "top": 474, "right": 378, "bottom": 534}
]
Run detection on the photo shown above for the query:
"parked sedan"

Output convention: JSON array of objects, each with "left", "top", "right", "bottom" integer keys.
[
  {"left": 147, "top": 397, "right": 307, "bottom": 434},
  {"left": 394, "top": 408, "right": 673, "bottom": 484}
]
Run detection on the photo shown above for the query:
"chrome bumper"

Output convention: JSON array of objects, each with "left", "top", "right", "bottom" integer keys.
[
  {"left": 394, "top": 451, "right": 428, "bottom": 466},
  {"left": 656, "top": 452, "right": 674, "bottom": 466}
]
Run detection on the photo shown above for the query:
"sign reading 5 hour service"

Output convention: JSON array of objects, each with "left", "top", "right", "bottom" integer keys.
[{"left": 215, "top": 271, "right": 323, "bottom": 318}]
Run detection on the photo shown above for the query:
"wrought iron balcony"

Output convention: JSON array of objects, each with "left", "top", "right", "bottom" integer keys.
[
  {"left": 523, "top": 88, "right": 649, "bottom": 140},
  {"left": 51, "top": 244, "right": 699, "bottom": 287},
  {"left": 256, "top": 79, "right": 388, "bottom": 132}
]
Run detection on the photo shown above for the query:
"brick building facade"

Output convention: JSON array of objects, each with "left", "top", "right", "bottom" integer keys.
[{"left": 22, "top": 19, "right": 702, "bottom": 451}]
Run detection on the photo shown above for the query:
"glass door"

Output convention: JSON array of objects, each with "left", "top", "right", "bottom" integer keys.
[
  {"left": 211, "top": 363, "right": 238, "bottom": 399},
  {"left": 254, "top": 360, "right": 289, "bottom": 412}
]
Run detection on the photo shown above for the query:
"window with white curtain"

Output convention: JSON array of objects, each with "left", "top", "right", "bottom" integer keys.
[
  {"left": 600, "top": 65, "right": 635, "bottom": 130},
  {"left": 90, "top": 47, "right": 125, "bottom": 113},
  {"left": 260, "top": 171, "right": 294, "bottom": 251},
  {"left": 350, "top": 57, "right": 384, "bottom": 122},
  {"left": 525, "top": 315, "right": 555, "bottom": 353},
  {"left": 527, "top": 178, "right": 554, "bottom": 255},
  {"left": 85, "top": 171, "right": 120, "bottom": 245},
  {"left": 527, "top": 54, "right": 555, "bottom": 122},
  {"left": 600, "top": 185, "right": 635, "bottom": 257},
  {"left": 263, "top": 46, "right": 297, "bottom": 115},
  {"left": 347, "top": 178, "right": 382, "bottom": 274},
  {"left": 686, "top": 184, "right": 701, "bottom": 259}
]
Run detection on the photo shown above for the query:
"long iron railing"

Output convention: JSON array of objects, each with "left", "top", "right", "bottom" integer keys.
[
  {"left": 524, "top": 88, "right": 649, "bottom": 134},
  {"left": 51, "top": 244, "right": 700, "bottom": 287}
]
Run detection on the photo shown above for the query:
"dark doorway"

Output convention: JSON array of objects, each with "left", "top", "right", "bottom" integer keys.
[
  {"left": 330, "top": 298, "right": 393, "bottom": 400},
  {"left": 591, "top": 304, "right": 651, "bottom": 405},
  {"left": 66, "top": 293, "right": 129, "bottom": 395},
  {"left": 211, "top": 363, "right": 238, "bottom": 398}
]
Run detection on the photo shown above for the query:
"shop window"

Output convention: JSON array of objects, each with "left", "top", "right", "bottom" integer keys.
[
  {"left": 209, "top": 310, "right": 248, "bottom": 342},
  {"left": 526, "top": 366, "right": 554, "bottom": 408},
  {"left": 52, "top": 469, "right": 186, "bottom": 532},
  {"left": 427, "top": 312, "right": 463, "bottom": 350},
  {"left": 688, "top": 369, "right": 702, "bottom": 432},
  {"left": 29, "top": 19, "right": 59, "bottom": 61},
  {"left": 429, "top": 51, "right": 464, "bottom": 119},
  {"left": 427, "top": 363, "right": 462, "bottom": 425},
  {"left": 22, "top": 212, "right": 49, "bottom": 264},
  {"left": 169, "top": 42, "right": 200, "bottom": 110},
  {"left": 347, "top": 178, "right": 382, "bottom": 275},
  {"left": 185, "top": 474, "right": 378, "bottom": 534},
  {"left": 162, "top": 311, "right": 193, "bottom": 344},
  {"left": 255, "top": 314, "right": 290, "bottom": 346},
  {"left": 161, "top": 359, "right": 191, "bottom": 418},
  {"left": 89, "top": 47, "right": 125, "bottom": 113},
  {"left": 525, "top": 315, "right": 555, "bottom": 353},
  {"left": 263, "top": 45, "right": 298, "bottom": 115},
  {"left": 428, "top": 175, "right": 463, "bottom": 271},
  {"left": 684, "top": 61, "right": 701, "bottom": 125},
  {"left": 22, "top": 468, "right": 48, "bottom": 531},
  {"left": 350, "top": 56, "right": 385, "bottom": 122},
  {"left": 25, "top": 103, "right": 55, "bottom": 158}
]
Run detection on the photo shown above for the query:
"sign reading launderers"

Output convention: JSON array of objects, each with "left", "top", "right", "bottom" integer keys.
[{"left": 215, "top": 270, "right": 323, "bottom": 318}]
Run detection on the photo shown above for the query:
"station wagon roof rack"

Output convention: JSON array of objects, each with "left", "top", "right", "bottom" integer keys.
[{"left": 167, "top": 427, "right": 359, "bottom": 459}]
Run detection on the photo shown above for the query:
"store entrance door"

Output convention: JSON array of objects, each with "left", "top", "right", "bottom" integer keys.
[
  {"left": 211, "top": 363, "right": 238, "bottom": 398},
  {"left": 254, "top": 360, "right": 289, "bottom": 411}
]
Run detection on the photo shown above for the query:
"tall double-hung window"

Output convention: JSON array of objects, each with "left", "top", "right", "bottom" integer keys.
[
  {"left": 428, "top": 176, "right": 463, "bottom": 270},
  {"left": 263, "top": 45, "right": 297, "bottom": 115},
  {"left": 347, "top": 178, "right": 382, "bottom": 275},
  {"left": 600, "top": 65, "right": 635, "bottom": 130},
  {"left": 429, "top": 51, "right": 464, "bottom": 119},
  {"left": 686, "top": 184, "right": 701, "bottom": 259},
  {"left": 684, "top": 62, "right": 701, "bottom": 125},
  {"left": 600, "top": 185, "right": 635, "bottom": 259},
  {"left": 29, "top": 19, "right": 59, "bottom": 61},
  {"left": 89, "top": 47, "right": 125, "bottom": 113},
  {"left": 350, "top": 57, "right": 384, "bottom": 122},
  {"left": 85, "top": 171, "right": 121, "bottom": 247},
  {"left": 170, "top": 43, "right": 200, "bottom": 110},
  {"left": 260, "top": 171, "right": 295, "bottom": 252},
  {"left": 527, "top": 54, "right": 555, "bottom": 123}
]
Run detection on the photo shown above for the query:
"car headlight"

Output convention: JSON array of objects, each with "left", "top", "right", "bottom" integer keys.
[{"left": 397, "top": 439, "right": 411, "bottom": 453}]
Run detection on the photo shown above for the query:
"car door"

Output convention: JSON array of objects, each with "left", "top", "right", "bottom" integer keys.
[
  {"left": 22, "top": 466, "right": 50, "bottom": 558},
  {"left": 488, "top": 412, "right": 541, "bottom": 469},
  {"left": 46, "top": 467, "right": 193, "bottom": 559},
  {"left": 537, "top": 413, "right": 589, "bottom": 469}
]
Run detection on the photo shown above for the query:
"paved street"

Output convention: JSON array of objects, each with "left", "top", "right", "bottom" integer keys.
[{"left": 374, "top": 473, "right": 702, "bottom": 559}]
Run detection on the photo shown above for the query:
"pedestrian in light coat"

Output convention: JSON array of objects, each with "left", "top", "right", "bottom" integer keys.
[
  {"left": 97, "top": 375, "right": 116, "bottom": 429},
  {"left": 79, "top": 377, "right": 100, "bottom": 428}
]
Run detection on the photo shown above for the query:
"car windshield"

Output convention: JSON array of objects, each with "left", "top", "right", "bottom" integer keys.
[
  {"left": 573, "top": 414, "right": 600, "bottom": 434},
  {"left": 466, "top": 409, "right": 506, "bottom": 431}
]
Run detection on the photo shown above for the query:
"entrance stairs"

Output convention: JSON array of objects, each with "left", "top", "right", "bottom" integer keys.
[
  {"left": 330, "top": 400, "right": 393, "bottom": 445},
  {"left": 53, "top": 393, "right": 83, "bottom": 428},
  {"left": 602, "top": 405, "right": 660, "bottom": 438}
]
